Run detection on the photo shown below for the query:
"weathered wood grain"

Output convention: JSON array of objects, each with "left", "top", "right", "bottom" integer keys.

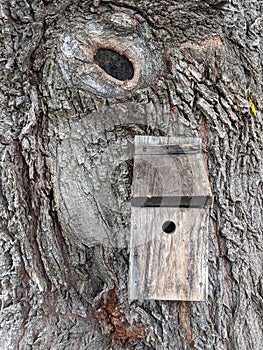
[
  {"left": 134, "top": 135, "right": 202, "bottom": 154},
  {"left": 132, "top": 136, "right": 212, "bottom": 208},
  {"left": 130, "top": 136, "right": 211, "bottom": 300},
  {"left": 129, "top": 207, "right": 208, "bottom": 300}
]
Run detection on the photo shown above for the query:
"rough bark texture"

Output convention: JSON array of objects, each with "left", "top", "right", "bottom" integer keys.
[{"left": 0, "top": 0, "right": 262, "bottom": 349}]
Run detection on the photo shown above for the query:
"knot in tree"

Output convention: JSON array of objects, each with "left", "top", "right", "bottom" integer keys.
[{"left": 94, "top": 48, "right": 134, "bottom": 81}]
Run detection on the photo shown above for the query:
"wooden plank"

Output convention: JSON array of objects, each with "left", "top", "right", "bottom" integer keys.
[
  {"left": 134, "top": 135, "right": 202, "bottom": 151},
  {"left": 131, "top": 195, "right": 212, "bottom": 208},
  {"left": 135, "top": 143, "right": 201, "bottom": 155},
  {"left": 129, "top": 207, "right": 208, "bottom": 300},
  {"left": 129, "top": 136, "right": 211, "bottom": 300},
  {"left": 131, "top": 148, "right": 212, "bottom": 208}
]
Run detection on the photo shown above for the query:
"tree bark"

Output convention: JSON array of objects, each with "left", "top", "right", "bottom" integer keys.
[{"left": 0, "top": 0, "right": 262, "bottom": 349}]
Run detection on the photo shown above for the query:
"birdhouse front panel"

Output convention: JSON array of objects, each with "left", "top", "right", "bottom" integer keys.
[{"left": 129, "top": 207, "right": 208, "bottom": 300}]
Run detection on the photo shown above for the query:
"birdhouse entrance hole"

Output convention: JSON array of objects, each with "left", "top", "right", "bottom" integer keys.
[
  {"left": 162, "top": 220, "right": 176, "bottom": 234},
  {"left": 94, "top": 48, "right": 134, "bottom": 81}
]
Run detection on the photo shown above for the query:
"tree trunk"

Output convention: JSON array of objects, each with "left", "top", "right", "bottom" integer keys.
[{"left": 0, "top": 0, "right": 262, "bottom": 349}]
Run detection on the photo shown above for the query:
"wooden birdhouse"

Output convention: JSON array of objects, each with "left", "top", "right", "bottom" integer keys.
[{"left": 129, "top": 136, "right": 212, "bottom": 301}]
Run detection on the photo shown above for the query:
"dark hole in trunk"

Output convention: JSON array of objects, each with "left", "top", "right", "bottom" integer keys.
[{"left": 94, "top": 48, "right": 134, "bottom": 81}]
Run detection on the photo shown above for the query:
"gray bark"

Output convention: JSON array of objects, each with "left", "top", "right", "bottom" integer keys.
[{"left": 0, "top": 0, "right": 262, "bottom": 349}]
